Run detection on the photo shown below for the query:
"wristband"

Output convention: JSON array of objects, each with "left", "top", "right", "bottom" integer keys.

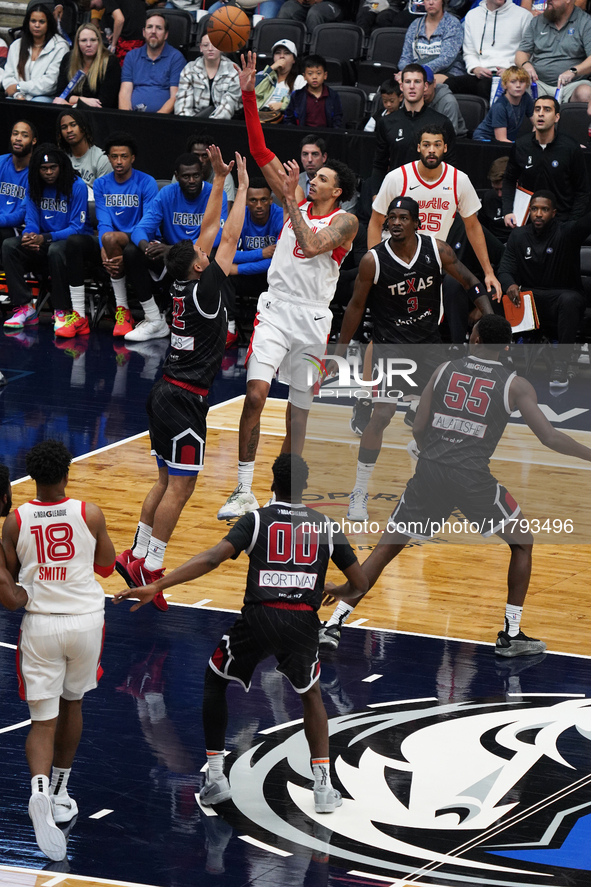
[
  {"left": 94, "top": 560, "right": 115, "bottom": 577},
  {"left": 43, "top": 232, "right": 53, "bottom": 243},
  {"left": 242, "top": 89, "right": 276, "bottom": 168}
]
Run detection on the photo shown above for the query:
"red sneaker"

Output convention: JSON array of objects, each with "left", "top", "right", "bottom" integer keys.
[
  {"left": 225, "top": 330, "right": 238, "bottom": 349},
  {"left": 55, "top": 311, "right": 90, "bottom": 339},
  {"left": 113, "top": 306, "right": 135, "bottom": 337},
  {"left": 115, "top": 548, "right": 139, "bottom": 587},
  {"left": 126, "top": 557, "right": 169, "bottom": 611}
]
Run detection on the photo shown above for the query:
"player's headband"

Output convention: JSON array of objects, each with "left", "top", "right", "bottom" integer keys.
[{"left": 387, "top": 196, "right": 420, "bottom": 223}]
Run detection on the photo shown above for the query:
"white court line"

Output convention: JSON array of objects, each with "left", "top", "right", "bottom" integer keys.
[
  {"left": 349, "top": 618, "right": 368, "bottom": 627},
  {"left": 0, "top": 863, "right": 163, "bottom": 887},
  {"left": 89, "top": 808, "right": 114, "bottom": 819},
  {"left": 347, "top": 870, "right": 399, "bottom": 884},
  {"left": 362, "top": 674, "right": 383, "bottom": 683},
  {"left": 368, "top": 698, "right": 437, "bottom": 708},
  {"left": 192, "top": 599, "right": 213, "bottom": 607},
  {"left": 0, "top": 719, "right": 31, "bottom": 734},
  {"left": 238, "top": 835, "right": 292, "bottom": 857},
  {"left": 259, "top": 718, "right": 304, "bottom": 735},
  {"left": 42, "top": 875, "right": 68, "bottom": 887},
  {"left": 195, "top": 793, "right": 217, "bottom": 817},
  {"left": 508, "top": 692, "right": 586, "bottom": 697},
  {"left": 0, "top": 641, "right": 17, "bottom": 650}
]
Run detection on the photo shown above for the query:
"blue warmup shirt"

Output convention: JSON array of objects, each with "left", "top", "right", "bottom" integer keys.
[
  {"left": 233, "top": 202, "right": 284, "bottom": 275},
  {"left": 121, "top": 42, "right": 186, "bottom": 113},
  {"left": 473, "top": 93, "right": 534, "bottom": 143},
  {"left": 24, "top": 176, "right": 91, "bottom": 240},
  {"left": 132, "top": 181, "right": 228, "bottom": 247},
  {"left": 94, "top": 169, "right": 159, "bottom": 242},
  {"left": 0, "top": 153, "right": 29, "bottom": 229}
]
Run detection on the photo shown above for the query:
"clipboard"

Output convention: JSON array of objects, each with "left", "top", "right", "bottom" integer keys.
[
  {"left": 502, "top": 290, "right": 540, "bottom": 333},
  {"left": 513, "top": 185, "right": 534, "bottom": 227}
]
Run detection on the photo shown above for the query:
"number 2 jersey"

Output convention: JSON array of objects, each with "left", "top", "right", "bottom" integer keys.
[
  {"left": 15, "top": 498, "right": 105, "bottom": 614},
  {"left": 224, "top": 501, "right": 357, "bottom": 609},
  {"left": 420, "top": 354, "right": 516, "bottom": 473}
]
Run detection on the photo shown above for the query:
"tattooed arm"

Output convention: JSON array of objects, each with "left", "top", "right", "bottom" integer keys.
[{"left": 437, "top": 240, "right": 493, "bottom": 316}]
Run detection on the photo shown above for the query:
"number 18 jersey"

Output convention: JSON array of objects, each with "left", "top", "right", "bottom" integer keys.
[{"left": 15, "top": 498, "right": 105, "bottom": 615}]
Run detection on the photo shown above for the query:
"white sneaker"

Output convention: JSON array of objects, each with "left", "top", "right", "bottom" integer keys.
[
  {"left": 314, "top": 785, "right": 342, "bottom": 814},
  {"left": 199, "top": 772, "right": 232, "bottom": 806},
  {"left": 28, "top": 792, "right": 67, "bottom": 861},
  {"left": 51, "top": 792, "right": 78, "bottom": 823},
  {"left": 347, "top": 488, "right": 368, "bottom": 521},
  {"left": 124, "top": 315, "right": 169, "bottom": 342},
  {"left": 217, "top": 484, "right": 259, "bottom": 520}
]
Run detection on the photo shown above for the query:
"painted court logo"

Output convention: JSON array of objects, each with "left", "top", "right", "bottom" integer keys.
[{"left": 226, "top": 696, "right": 591, "bottom": 886}]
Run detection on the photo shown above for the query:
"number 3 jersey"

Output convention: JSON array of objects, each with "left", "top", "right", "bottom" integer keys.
[
  {"left": 15, "top": 498, "right": 105, "bottom": 614},
  {"left": 420, "top": 355, "right": 516, "bottom": 472},
  {"left": 368, "top": 233, "right": 443, "bottom": 343},
  {"left": 224, "top": 501, "right": 357, "bottom": 610}
]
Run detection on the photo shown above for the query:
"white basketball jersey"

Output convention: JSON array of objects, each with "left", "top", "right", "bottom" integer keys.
[
  {"left": 266, "top": 201, "right": 351, "bottom": 306},
  {"left": 15, "top": 498, "right": 105, "bottom": 614}
]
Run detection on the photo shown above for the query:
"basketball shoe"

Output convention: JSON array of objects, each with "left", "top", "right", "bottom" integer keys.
[
  {"left": 124, "top": 557, "right": 169, "bottom": 612},
  {"left": 318, "top": 623, "right": 341, "bottom": 650},
  {"left": 225, "top": 329, "right": 238, "bottom": 349},
  {"left": 350, "top": 398, "right": 372, "bottom": 436},
  {"left": 217, "top": 484, "right": 259, "bottom": 520},
  {"left": 347, "top": 488, "right": 368, "bottom": 521},
  {"left": 51, "top": 792, "right": 78, "bottom": 824},
  {"left": 314, "top": 785, "right": 342, "bottom": 814},
  {"left": 112, "top": 306, "right": 135, "bottom": 337},
  {"left": 3, "top": 302, "right": 38, "bottom": 329},
  {"left": 199, "top": 772, "right": 232, "bottom": 806},
  {"left": 53, "top": 310, "right": 67, "bottom": 333},
  {"left": 55, "top": 311, "right": 90, "bottom": 339},
  {"left": 28, "top": 791, "right": 67, "bottom": 861},
  {"left": 115, "top": 548, "right": 139, "bottom": 585},
  {"left": 495, "top": 623, "right": 547, "bottom": 658},
  {"left": 124, "top": 315, "right": 169, "bottom": 342}
]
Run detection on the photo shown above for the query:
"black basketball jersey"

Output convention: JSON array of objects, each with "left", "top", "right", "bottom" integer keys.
[
  {"left": 163, "top": 260, "right": 228, "bottom": 389},
  {"left": 224, "top": 501, "right": 357, "bottom": 610},
  {"left": 420, "top": 355, "right": 516, "bottom": 471},
  {"left": 368, "top": 234, "right": 443, "bottom": 344}
]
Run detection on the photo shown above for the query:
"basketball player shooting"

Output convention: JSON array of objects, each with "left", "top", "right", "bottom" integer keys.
[{"left": 217, "top": 52, "right": 359, "bottom": 521}]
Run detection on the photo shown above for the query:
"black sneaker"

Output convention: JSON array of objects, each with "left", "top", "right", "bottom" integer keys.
[
  {"left": 319, "top": 623, "right": 341, "bottom": 650},
  {"left": 495, "top": 629, "right": 547, "bottom": 658},
  {"left": 351, "top": 398, "right": 373, "bottom": 436},
  {"left": 549, "top": 361, "right": 568, "bottom": 388}
]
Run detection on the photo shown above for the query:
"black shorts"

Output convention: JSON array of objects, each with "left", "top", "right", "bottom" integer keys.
[
  {"left": 389, "top": 459, "right": 521, "bottom": 539},
  {"left": 372, "top": 342, "right": 446, "bottom": 401},
  {"left": 209, "top": 603, "right": 321, "bottom": 694},
  {"left": 146, "top": 378, "right": 208, "bottom": 475}
]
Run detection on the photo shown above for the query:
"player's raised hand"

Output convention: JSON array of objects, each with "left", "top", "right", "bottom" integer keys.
[
  {"left": 208, "top": 145, "right": 234, "bottom": 179},
  {"left": 235, "top": 51, "right": 257, "bottom": 91},
  {"left": 112, "top": 583, "right": 160, "bottom": 611},
  {"left": 234, "top": 152, "right": 249, "bottom": 191},
  {"left": 282, "top": 160, "right": 300, "bottom": 199}
]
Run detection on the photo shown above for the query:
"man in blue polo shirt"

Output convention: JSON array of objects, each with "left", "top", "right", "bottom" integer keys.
[{"left": 119, "top": 11, "right": 185, "bottom": 115}]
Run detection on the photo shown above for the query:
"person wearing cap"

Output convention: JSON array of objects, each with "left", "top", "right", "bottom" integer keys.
[
  {"left": 255, "top": 39, "right": 305, "bottom": 121},
  {"left": 174, "top": 32, "right": 241, "bottom": 118},
  {"left": 422, "top": 64, "right": 467, "bottom": 138}
]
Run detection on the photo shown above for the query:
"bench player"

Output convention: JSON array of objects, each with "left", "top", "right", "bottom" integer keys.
[
  {"left": 217, "top": 53, "right": 359, "bottom": 521},
  {"left": 0, "top": 441, "right": 115, "bottom": 861}
]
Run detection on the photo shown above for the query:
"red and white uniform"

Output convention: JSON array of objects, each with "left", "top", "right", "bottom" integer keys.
[
  {"left": 14, "top": 497, "right": 105, "bottom": 717},
  {"left": 248, "top": 201, "right": 351, "bottom": 404},
  {"left": 373, "top": 162, "right": 481, "bottom": 239}
]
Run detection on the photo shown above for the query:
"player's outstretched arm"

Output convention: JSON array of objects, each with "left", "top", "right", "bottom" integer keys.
[
  {"left": 113, "top": 539, "right": 237, "bottom": 611},
  {"left": 462, "top": 213, "right": 502, "bottom": 300},
  {"left": 85, "top": 503, "right": 116, "bottom": 575},
  {"left": 0, "top": 514, "right": 27, "bottom": 609},
  {"left": 215, "top": 153, "right": 249, "bottom": 275},
  {"left": 512, "top": 376, "right": 591, "bottom": 461},
  {"left": 195, "top": 146, "right": 235, "bottom": 257},
  {"left": 437, "top": 239, "right": 494, "bottom": 317}
]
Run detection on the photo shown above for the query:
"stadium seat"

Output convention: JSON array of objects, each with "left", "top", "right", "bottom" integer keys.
[
  {"left": 367, "top": 28, "right": 407, "bottom": 66},
  {"left": 455, "top": 95, "right": 488, "bottom": 134},
  {"left": 356, "top": 60, "right": 398, "bottom": 95},
  {"left": 251, "top": 19, "right": 307, "bottom": 64},
  {"left": 309, "top": 23, "right": 364, "bottom": 64},
  {"left": 334, "top": 86, "right": 368, "bottom": 130},
  {"left": 159, "top": 9, "right": 195, "bottom": 56},
  {"left": 557, "top": 103, "right": 589, "bottom": 145}
]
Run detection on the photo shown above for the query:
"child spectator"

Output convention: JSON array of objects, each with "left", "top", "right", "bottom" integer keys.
[
  {"left": 364, "top": 77, "right": 401, "bottom": 133},
  {"left": 255, "top": 39, "right": 305, "bottom": 123},
  {"left": 284, "top": 54, "right": 343, "bottom": 128},
  {"left": 473, "top": 66, "right": 533, "bottom": 143}
]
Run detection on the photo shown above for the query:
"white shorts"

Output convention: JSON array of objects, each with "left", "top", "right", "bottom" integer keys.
[
  {"left": 17, "top": 610, "right": 105, "bottom": 720},
  {"left": 246, "top": 293, "right": 331, "bottom": 407}
]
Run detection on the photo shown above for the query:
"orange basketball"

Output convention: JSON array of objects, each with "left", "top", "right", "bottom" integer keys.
[{"left": 207, "top": 7, "right": 251, "bottom": 54}]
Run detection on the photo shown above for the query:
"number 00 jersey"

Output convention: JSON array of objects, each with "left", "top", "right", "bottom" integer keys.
[
  {"left": 421, "top": 355, "right": 516, "bottom": 472},
  {"left": 368, "top": 233, "right": 443, "bottom": 344},
  {"left": 15, "top": 498, "right": 105, "bottom": 615},
  {"left": 224, "top": 501, "right": 357, "bottom": 610}
]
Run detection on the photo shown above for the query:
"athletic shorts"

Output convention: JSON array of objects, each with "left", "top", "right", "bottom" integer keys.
[
  {"left": 388, "top": 459, "right": 521, "bottom": 539},
  {"left": 208, "top": 603, "right": 321, "bottom": 694},
  {"left": 372, "top": 342, "right": 445, "bottom": 402},
  {"left": 17, "top": 610, "right": 105, "bottom": 719},
  {"left": 147, "top": 378, "right": 208, "bottom": 475},
  {"left": 246, "top": 293, "right": 332, "bottom": 400}
]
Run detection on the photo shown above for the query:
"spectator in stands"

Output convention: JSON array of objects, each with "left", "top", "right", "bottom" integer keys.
[
  {"left": 0, "top": 120, "right": 37, "bottom": 254},
  {"left": 53, "top": 22, "right": 121, "bottom": 108},
  {"left": 398, "top": 0, "right": 466, "bottom": 80},
  {"left": 356, "top": 0, "right": 405, "bottom": 37},
  {"left": 446, "top": 0, "right": 532, "bottom": 100},
  {"left": 2, "top": 146, "right": 91, "bottom": 331},
  {"left": 473, "top": 65, "right": 534, "bottom": 141},
  {"left": 186, "top": 133, "right": 236, "bottom": 209},
  {"left": 127, "top": 152, "right": 228, "bottom": 341},
  {"left": 105, "top": 0, "right": 147, "bottom": 65},
  {"left": 498, "top": 190, "right": 591, "bottom": 384},
  {"left": 297, "top": 134, "right": 327, "bottom": 197},
  {"left": 56, "top": 109, "right": 111, "bottom": 191},
  {"left": 479, "top": 155, "right": 510, "bottom": 243},
  {"left": 516, "top": 0, "right": 591, "bottom": 109},
  {"left": 119, "top": 12, "right": 185, "bottom": 113},
  {"left": 503, "top": 95, "right": 589, "bottom": 224},
  {"left": 3, "top": 4, "right": 68, "bottom": 102},
  {"left": 255, "top": 39, "right": 305, "bottom": 122},
  {"left": 277, "top": 0, "right": 344, "bottom": 31},
  {"left": 284, "top": 54, "right": 343, "bottom": 127},
  {"left": 371, "top": 64, "right": 456, "bottom": 193},
  {"left": 174, "top": 34, "right": 241, "bottom": 118},
  {"left": 422, "top": 64, "right": 467, "bottom": 138},
  {"left": 364, "top": 78, "right": 401, "bottom": 133}
]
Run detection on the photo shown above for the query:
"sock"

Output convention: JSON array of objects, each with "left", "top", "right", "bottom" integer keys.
[
  {"left": 311, "top": 758, "right": 332, "bottom": 791},
  {"left": 144, "top": 536, "right": 167, "bottom": 572},
  {"left": 206, "top": 750, "right": 225, "bottom": 779},
  {"left": 31, "top": 774, "right": 50, "bottom": 795},
  {"left": 228, "top": 320, "right": 236, "bottom": 334},
  {"left": 237, "top": 460, "right": 255, "bottom": 494},
  {"left": 69, "top": 284, "right": 85, "bottom": 317},
  {"left": 131, "top": 521, "right": 152, "bottom": 558},
  {"left": 142, "top": 296, "right": 160, "bottom": 322},
  {"left": 505, "top": 604, "right": 523, "bottom": 638},
  {"left": 353, "top": 446, "right": 379, "bottom": 495},
  {"left": 326, "top": 601, "right": 354, "bottom": 629},
  {"left": 50, "top": 766, "right": 71, "bottom": 797},
  {"left": 112, "top": 276, "right": 128, "bottom": 308}
]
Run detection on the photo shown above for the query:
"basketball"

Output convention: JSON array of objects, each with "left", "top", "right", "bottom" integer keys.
[{"left": 206, "top": 7, "right": 251, "bottom": 54}]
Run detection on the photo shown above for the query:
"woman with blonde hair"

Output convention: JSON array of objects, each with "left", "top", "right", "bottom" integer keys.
[{"left": 54, "top": 22, "right": 121, "bottom": 108}]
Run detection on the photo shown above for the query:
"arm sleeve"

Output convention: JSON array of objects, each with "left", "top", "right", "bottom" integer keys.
[
  {"left": 97, "top": 54, "right": 121, "bottom": 108},
  {"left": 94, "top": 179, "right": 112, "bottom": 242},
  {"left": 462, "top": 15, "right": 481, "bottom": 74},
  {"left": 398, "top": 21, "right": 416, "bottom": 69},
  {"left": 501, "top": 145, "right": 519, "bottom": 215},
  {"left": 233, "top": 248, "right": 263, "bottom": 264},
  {"left": 237, "top": 257, "right": 272, "bottom": 275},
  {"left": 429, "top": 16, "right": 464, "bottom": 74},
  {"left": 132, "top": 192, "right": 164, "bottom": 245},
  {"left": 2, "top": 40, "right": 19, "bottom": 90},
  {"left": 497, "top": 232, "right": 520, "bottom": 291},
  {"left": 330, "top": 529, "right": 358, "bottom": 571},
  {"left": 24, "top": 197, "right": 41, "bottom": 234},
  {"left": 51, "top": 180, "right": 89, "bottom": 240},
  {"left": 224, "top": 512, "right": 256, "bottom": 557},
  {"left": 173, "top": 64, "right": 194, "bottom": 116}
]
